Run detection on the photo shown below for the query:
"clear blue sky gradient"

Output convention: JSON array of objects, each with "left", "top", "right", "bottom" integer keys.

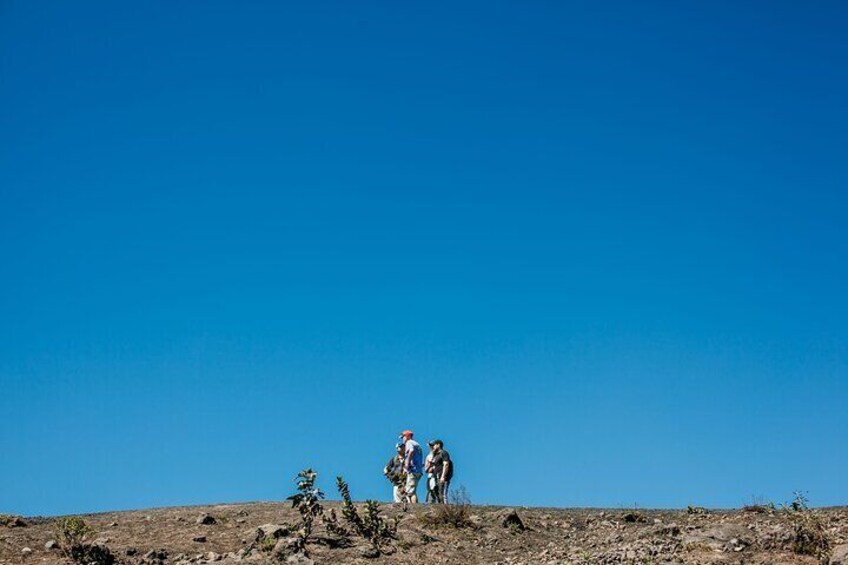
[{"left": 1, "top": 1, "right": 846, "bottom": 516}]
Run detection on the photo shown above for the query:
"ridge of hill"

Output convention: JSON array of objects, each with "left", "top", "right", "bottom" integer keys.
[{"left": 2, "top": 501, "right": 847, "bottom": 564}]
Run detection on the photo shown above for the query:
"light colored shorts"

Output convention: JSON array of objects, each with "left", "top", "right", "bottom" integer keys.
[{"left": 405, "top": 472, "right": 422, "bottom": 495}]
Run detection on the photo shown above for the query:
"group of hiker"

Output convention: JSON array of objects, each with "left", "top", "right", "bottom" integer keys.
[{"left": 383, "top": 430, "right": 454, "bottom": 505}]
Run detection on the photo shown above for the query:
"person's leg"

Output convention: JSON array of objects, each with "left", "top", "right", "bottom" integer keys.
[
  {"left": 411, "top": 473, "right": 422, "bottom": 503},
  {"left": 436, "top": 482, "right": 445, "bottom": 504},
  {"left": 393, "top": 484, "right": 402, "bottom": 503},
  {"left": 441, "top": 480, "right": 450, "bottom": 504},
  {"left": 426, "top": 476, "right": 436, "bottom": 503},
  {"left": 405, "top": 473, "right": 419, "bottom": 504}
]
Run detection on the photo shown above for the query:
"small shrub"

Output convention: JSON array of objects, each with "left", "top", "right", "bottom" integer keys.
[
  {"left": 54, "top": 517, "right": 94, "bottom": 555},
  {"left": 68, "top": 543, "right": 117, "bottom": 565},
  {"left": 420, "top": 486, "right": 474, "bottom": 529},
  {"left": 286, "top": 469, "right": 325, "bottom": 555},
  {"left": 686, "top": 505, "right": 709, "bottom": 515},
  {"left": 742, "top": 495, "right": 775, "bottom": 513},
  {"left": 781, "top": 491, "right": 831, "bottom": 563},
  {"left": 258, "top": 535, "right": 277, "bottom": 553},
  {"left": 53, "top": 517, "right": 117, "bottom": 565},
  {"left": 322, "top": 508, "right": 351, "bottom": 541},
  {"left": 335, "top": 476, "right": 398, "bottom": 553}
]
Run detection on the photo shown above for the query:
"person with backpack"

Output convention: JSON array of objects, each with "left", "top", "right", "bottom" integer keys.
[
  {"left": 429, "top": 439, "right": 453, "bottom": 503},
  {"left": 399, "top": 430, "right": 424, "bottom": 504},
  {"left": 383, "top": 442, "right": 406, "bottom": 503}
]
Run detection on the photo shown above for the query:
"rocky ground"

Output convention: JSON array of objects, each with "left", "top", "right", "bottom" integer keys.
[{"left": 2, "top": 502, "right": 847, "bottom": 565}]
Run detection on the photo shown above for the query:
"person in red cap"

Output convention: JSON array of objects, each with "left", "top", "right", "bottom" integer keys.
[{"left": 399, "top": 430, "right": 424, "bottom": 503}]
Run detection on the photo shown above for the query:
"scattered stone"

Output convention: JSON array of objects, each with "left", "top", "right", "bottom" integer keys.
[
  {"left": 125, "top": 547, "right": 138, "bottom": 556},
  {"left": 255, "top": 523, "right": 290, "bottom": 542},
  {"left": 205, "top": 551, "right": 220, "bottom": 561},
  {"left": 285, "top": 553, "right": 315, "bottom": 565},
  {"left": 93, "top": 536, "right": 111, "bottom": 545},
  {"left": 358, "top": 545, "right": 380, "bottom": 558},
  {"left": 193, "top": 535, "right": 207, "bottom": 543},
  {"left": 144, "top": 548, "right": 168, "bottom": 560},
  {"left": 44, "top": 540, "right": 57, "bottom": 550},
  {"left": 21, "top": 547, "right": 32, "bottom": 555},
  {"left": 273, "top": 538, "right": 299, "bottom": 554},
  {"left": 196, "top": 513, "right": 216, "bottom": 525},
  {"left": 683, "top": 523, "right": 751, "bottom": 551}
]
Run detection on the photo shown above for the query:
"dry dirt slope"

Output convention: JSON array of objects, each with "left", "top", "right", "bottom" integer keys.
[{"left": 2, "top": 502, "right": 847, "bottom": 565}]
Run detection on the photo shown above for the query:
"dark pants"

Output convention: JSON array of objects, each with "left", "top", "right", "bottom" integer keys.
[{"left": 436, "top": 480, "right": 450, "bottom": 504}]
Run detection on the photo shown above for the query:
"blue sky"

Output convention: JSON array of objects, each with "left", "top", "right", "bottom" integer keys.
[{"left": 1, "top": 1, "right": 846, "bottom": 516}]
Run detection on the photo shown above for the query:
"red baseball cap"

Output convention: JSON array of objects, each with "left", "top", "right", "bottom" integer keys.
[{"left": 400, "top": 430, "right": 414, "bottom": 438}]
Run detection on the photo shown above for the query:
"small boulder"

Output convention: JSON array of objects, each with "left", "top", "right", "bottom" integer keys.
[
  {"left": 144, "top": 548, "right": 168, "bottom": 560},
  {"left": 358, "top": 545, "right": 380, "bottom": 558},
  {"left": 831, "top": 544, "right": 848, "bottom": 565},
  {"left": 273, "top": 538, "right": 299, "bottom": 554},
  {"left": 21, "top": 547, "right": 32, "bottom": 555},
  {"left": 255, "top": 523, "right": 290, "bottom": 542},
  {"left": 499, "top": 508, "right": 526, "bottom": 530},
  {"left": 196, "top": 513, "right": 217, "bottom": 525},
  {"left": 683, "top": 524, "right": 751, "bottom": 551},
  {"left": 621, "top": 511, "right": 647, "bottom": 523},
  {"left": 45, "top": 540, "right": 57, "bottom": 550},
  {"left": 285, "top": 553, "right": 314, "bottom": 565},
  {"left": 1, "top": 515, "right": 26, "bottom": 528}
]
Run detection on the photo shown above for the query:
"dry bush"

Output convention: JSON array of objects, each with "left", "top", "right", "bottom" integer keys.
[
  {"left": 420, "top": 486, "right": 474, "bottom": 529},
  {"left": 53, "top": 517, "right": 116, "bottom": 565},
  {"left": 742, "top": 504, "right": 774, "bottom": 514},
  {"left": 782, "top": 492, "right": 831, "bottom": 563}
]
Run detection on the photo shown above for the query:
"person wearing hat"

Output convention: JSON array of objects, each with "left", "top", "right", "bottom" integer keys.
[
  {"left": 383, "top": 442, "right": 407, "bottom": 503},
  {"left": 430, "top": 439, "right": 453, "bottom": 503},
  {"left": 399, "top": 430, "right": 424, "bottom": 503}
]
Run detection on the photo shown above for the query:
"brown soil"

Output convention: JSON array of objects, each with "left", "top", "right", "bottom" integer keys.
[{"left": 2, "top": 502, "right": 846, "bottom": 564}]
